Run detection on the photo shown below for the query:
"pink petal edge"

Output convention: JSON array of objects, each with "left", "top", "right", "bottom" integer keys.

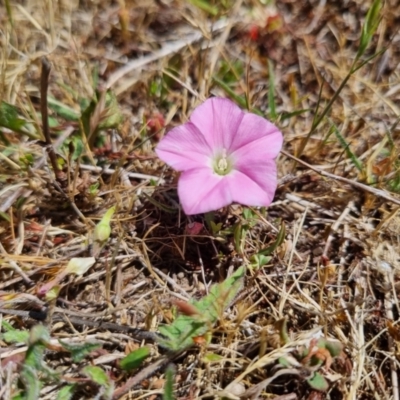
[
  {"left": 189, "top": 97, "right": 245, "bottom": 151},
  {"left": 155, "top": 123, "right": 212, "bottom": 171},
  {"left": 178, "top": 168, "right": 233, "bottom": 215}
]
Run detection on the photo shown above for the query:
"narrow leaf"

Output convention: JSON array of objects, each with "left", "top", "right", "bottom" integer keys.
[
  {"left": 187, "top": 0, "right": 218, "bottom": 15},
  {"left": 307, "top": 372, "right": 329, "bottom": 391},
  {"left": 0, "top": 102, "right": 28, "bottom": 133},
  {"left": 82, "top": 365, "right": 109, "bottom": 386},
  {"left": 59, "top": 340, "right": 101, "bottom": 363},
  {"left": 163, "top": 365, "right": 176, "bottom": 400},
  {"left": 56, "top": 384, "right": 76, "bottom": 400},
  {"left": 318, "top": 338, "right": 343, "bottom": 358},
  {"left": 47, "top": 96, "right": 80, "bottom": 121},
  {"left": 120, "top": 347, "right": 151, "bottom": 371},
  {"left": 20, "top": 365, "right": 41, "bottom": 400},
  {"left": 329, "top": 119, "right": 363, "bottom": 171},
  {"left": 268, "top": 59, "right": 277, "bottom": 120},
  {"left": 3, "top": 329, "right": 30, "bottom": 344},
  {"left": 356, "top": 0, "right": 382, "bottom": 61},
  {"left": 256, "top": 221, "right": 285, "bottom": 256},
  {"left": 212, "top": 76, "right": 263, "bottom": 116}
]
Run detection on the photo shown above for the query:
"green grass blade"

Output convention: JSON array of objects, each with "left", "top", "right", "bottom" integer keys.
[
  {"left": 212, "top": 76, "right": 263, "bottom": 116},
  {"left": 163, "top": 365, "right": 176, "bottom": 400},
  {"left": 329, "top": 119, "right": 363, "bottom": 172},
  {"left": 356, "top": 0, "right": 382, "bottom": 61},
  {"left": 268, "top": 59, "right": 277, "bottom": 121}
]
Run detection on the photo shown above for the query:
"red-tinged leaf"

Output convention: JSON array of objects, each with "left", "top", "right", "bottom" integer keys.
[
  {"left": 172, "top": 299, "right": 200, "bottom": 317},
  {"left": 186, "top": 222, "right": 203, "bottom": 236}
]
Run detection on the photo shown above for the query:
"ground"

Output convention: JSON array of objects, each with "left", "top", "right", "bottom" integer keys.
[{"left": 1, "top": 0, "right": 400, "bottom": 399}]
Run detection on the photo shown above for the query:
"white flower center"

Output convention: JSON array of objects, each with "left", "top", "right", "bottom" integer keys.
[{"left": 213, "top": 149, "right": 232, "bottom": 176}]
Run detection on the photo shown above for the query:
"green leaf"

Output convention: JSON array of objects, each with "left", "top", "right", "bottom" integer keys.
[
  {"left": 5, "top": 0, "right": 13, "bottom": 26},
  {"left": 1, "top": 320, "right": 15, "bottom": 331},
  {"left": 60, "top": 135, "right": 85, "bottom": 161},
  {"left": 187, "top": 0, "right": 218, "bottom": 15},
  {"left": 0, "top": 102, "right": 27, "bottom": 132},
  {"left": 142, "top": 192, "right": 177, "bottom": 213},
  {"left": 0, "top": 211, "right": 11, "bottom": 222},
  {"left": 163, "top": 365, "right": 176, "bottom": 400},
  {"left": 82, "top": 366, "right": 113, "bottom": 400},
  {"left": 280, "top": 109, "right": 309, "bottom": 121},
  {"left": 217, "top": 60, "right": 244, "bottom": 85},
  {"left": 56, "top": 384, "right": 76, "bottom": 400},
  {"left": 23, "top": 325, "right": 58, "bottom": 380},
  {"left": 256, "top": 221, "right": 285, "bottom": 257},
  {"left": 120, "top": 347, "right": 150, "bottom": 371},
  {"left": 47, "top": 96, "right": 80, "bottom": 121},
  {"left": 99, "top": 91, "right": 123, "bottom": 130},
  {"left": 278, "top": 356, "right": 291, "bottom": 367},
  {"left": 93, "top": 206, "right": 115, "bottom": 244},
  {"left": 356, "top": 0, "right": 382, "bottom": 61},
  {"left": 158, "top": 266, "right": 245, "bottom": 351},
  {"left": 202, "top": 352, "right": 223, "bottom": 363},
  {"left": 250, "top": 254, "right": 271, "bottom": 269},
  {"left": 233, "top": 223, "right": 245, "bottom": 254},
  {"left": 318, "top": 338, "right": 343, "bottom": 358},
  {"left": 45, "top": 285, "right": 61, "bottom": 302},
  {"left": 59, "top": 340, "right": 101, "bottom": 363},
  {"left": 3, "top": 329, "right": 30, "bottom": 344},
  {"left": 276, "top": 317, "right": 290, "bottom": 345},
  {"left": 307, "top": 372, "right": 329, "bottom": 391},
  {"left": 82, "top": 365, "right": 109, "bottom": 386},
  {"left": 268, "top": 59, "right": 277, "bottom": 121},
  {"left": 212, "top": 76, "right": 263, "bottom": 116},
  {"left": 1, "top": 320, "right": 30, "bottom": 344},
  {"left": 210, "top": 221, "right": 222, "bottom": 235},
  {"left": 80, "top": 91, "right": 123, "bottom": 146},
  {"left": 20, "top": 365, "right": 41, "bottom": 400},
  {"left": 329, "top": 119, "right": 363, "bottom": 172},
  {"left": 29, "top": 325, "right": 50, "bottom": 346}
]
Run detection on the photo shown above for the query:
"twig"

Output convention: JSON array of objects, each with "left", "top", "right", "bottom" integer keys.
[
  {"left": 39, "top": 148, "right": 92, "bottom": 226},
  {"left": 111, "top": 352, "right": 184, "bottom": 400},
  {"left": 322, "top": 201, "right": 353, "bottom": 258},
  {"left": 40, "top": 57, "right": 62, "bottom": 181},
  {"left": 236, "top": 368, "right": 301, "bottom": 399},
  {"left": 281, "top": 150, "right": 400, "bottom": 207},
  {"left": 79, "top": 163, "right": 163, "bottom": 182},
  {"left": 0, "top": 308, "right": 160, "bottom": 343},
  {"left": 152, "top": 266, "right": 190, "bottom": 300},
  {"left": 0, "top": 243, "right": 33, "bottom": 286},
  {"left": 106, "top": 19, "right": 231, "bottom": 90},
  {"left": 382, "top": 271, "right": 399, "bottom": 400}
]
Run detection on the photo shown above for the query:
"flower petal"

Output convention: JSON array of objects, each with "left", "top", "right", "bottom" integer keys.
[
  {"left": 178, "top": 168, "right": 233, "bottom": 214},
  {"left": 231, "top": 159, "right": 278, "bottom": 206},
  {"left": 189, "top": 97, "right": 245, "bottom": 151},
  {"left": 155, "top": 123, "right": 212, "bottom": 171},
  {"left": 230, "top": 113, "right": 283, "bottom": 158}
]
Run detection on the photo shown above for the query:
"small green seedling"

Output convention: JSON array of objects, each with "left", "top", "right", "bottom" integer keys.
[
  {"left": 120, "top": 347, "right": 151, "bottom": 371},
  {"left": 92, "top": 206, "right": 116, "bottom": 257},
  {"left": 279, "top": 337, "right": 343, "bottom": 392},
  {"left": 158, "top": 266, "right": 245, "bottom": 351}
]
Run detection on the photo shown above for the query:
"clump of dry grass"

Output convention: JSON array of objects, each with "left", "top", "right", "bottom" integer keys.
[{"left": 1, "top": 0, "right": 400, "bottom": 399}]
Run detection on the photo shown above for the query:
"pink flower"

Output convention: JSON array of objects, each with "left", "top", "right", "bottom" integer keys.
[{"left": 156, "top": 97, "right": 283, "bottom": 215}]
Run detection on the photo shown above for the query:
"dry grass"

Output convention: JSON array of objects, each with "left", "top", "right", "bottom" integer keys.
[{"left": 1, "top": 0, "right": 400, "bottom": 399}]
